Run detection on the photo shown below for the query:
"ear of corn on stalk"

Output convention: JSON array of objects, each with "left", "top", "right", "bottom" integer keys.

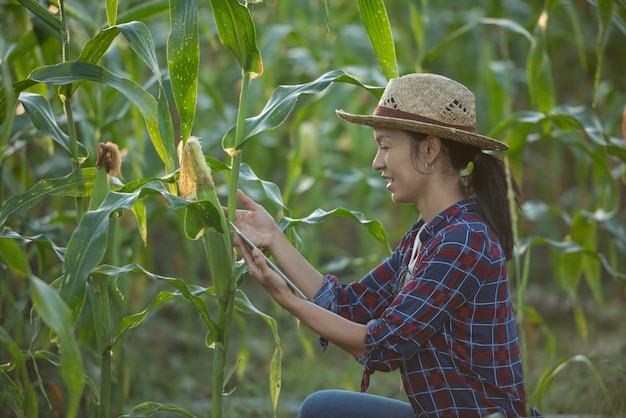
[{"left": 178, "top": 137, "right": 234, "bottom": 302}]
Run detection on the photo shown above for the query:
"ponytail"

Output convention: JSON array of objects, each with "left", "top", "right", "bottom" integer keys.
[
  {"left": 441, "top": 138, "right": 521, "bottom": 260},
  {"left": 466, "top": 152, "right": 520, "bottom": 260}
]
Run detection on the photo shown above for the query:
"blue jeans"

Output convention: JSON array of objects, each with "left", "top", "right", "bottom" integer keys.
[{"left": 297, "top": 389, "right": 415, "bottom": 418}]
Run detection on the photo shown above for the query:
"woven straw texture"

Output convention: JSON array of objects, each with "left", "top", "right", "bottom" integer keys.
[{"left": 336, "top": 73, "right": 508, "bottom": 151}]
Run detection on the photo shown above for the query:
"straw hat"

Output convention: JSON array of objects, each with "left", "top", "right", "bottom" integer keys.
[{"left": 336, "top": 73, "right": 508, "bottom": 151}]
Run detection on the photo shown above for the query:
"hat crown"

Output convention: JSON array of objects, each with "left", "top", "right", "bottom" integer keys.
[{"left": 378, "top": 74, "right": 477, "bottom": 129}]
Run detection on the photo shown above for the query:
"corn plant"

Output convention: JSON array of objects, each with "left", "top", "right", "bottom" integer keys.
[{"left": 0, "top": 1, "right": 393, "bottom": 416}]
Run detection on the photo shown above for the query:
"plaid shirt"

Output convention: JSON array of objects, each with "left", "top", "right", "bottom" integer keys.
[{"left": 313, "top": 200, "right": 541, "bottom": 417}]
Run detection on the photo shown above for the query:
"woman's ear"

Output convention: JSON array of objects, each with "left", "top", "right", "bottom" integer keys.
[{"left": 421, "top": 135, "right": 442, "bottom": 161}]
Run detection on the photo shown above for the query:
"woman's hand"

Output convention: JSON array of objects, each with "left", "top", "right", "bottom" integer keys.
[
  {"left": 230, "top": 188, "right": 326, "bottom": 301},
  {"left": 232, "top": 190, "right": 280, "bottom": 251},
  {"left": 237, "top": 235, "right": 293, "bottom": 303}
]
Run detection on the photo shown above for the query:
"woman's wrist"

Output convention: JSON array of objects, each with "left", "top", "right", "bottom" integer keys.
[{"left": 266, "top": 224, "right": 287, "bottom": 255}]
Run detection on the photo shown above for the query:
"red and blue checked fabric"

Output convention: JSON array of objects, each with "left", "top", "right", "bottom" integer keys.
[{"left": 313, "top": 200, "right": 541, "bottom": 417}]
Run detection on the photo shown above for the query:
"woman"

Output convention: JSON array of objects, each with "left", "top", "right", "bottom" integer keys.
[{"left": 232, "top": 73, "right": 541, "bottom": 417}]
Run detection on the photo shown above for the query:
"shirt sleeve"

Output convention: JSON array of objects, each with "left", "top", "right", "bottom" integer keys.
[
  {"left": 312, "top": 244, "right": 406, "bottom": 323},
  {"left": 361, "top": 227, "right": 497, "bottom": 370},
  {"left": 310, "top": 241, "right": 406, "bottom": 352}
]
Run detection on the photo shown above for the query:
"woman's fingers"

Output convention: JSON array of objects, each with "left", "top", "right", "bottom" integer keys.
[
  {"left": 239, "top": 243, "right": 287, "bottom": 293},
  {"left": 236, "top": 189, "right": 260, "bottom": 211}
]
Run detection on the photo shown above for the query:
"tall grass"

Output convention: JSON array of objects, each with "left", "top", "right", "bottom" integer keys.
[{"left": 1, "top": 0, "right": 625, "bottom": 417}]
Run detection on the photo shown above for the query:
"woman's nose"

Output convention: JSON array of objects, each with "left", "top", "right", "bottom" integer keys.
[{"left": 372, "top": 151, "right": 384, "bottom": 171}]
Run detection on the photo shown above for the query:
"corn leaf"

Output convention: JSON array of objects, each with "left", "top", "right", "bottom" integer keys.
[
  {"left": 0, "top": 326, "right": 31, "bottom": 417},
  {"left": 278, "top": 206, "right": 391, "bottom": 255},
  {"left": 270, "top": 346, "right": 282, "bottom": 416},
  {"left": 106, "top": 0, "right": 117, "bottom": 26},
  {"left": 526, "top": 9, "right": 555, "bottom": 113},
  {"left": 91, "top": 263, "right": 219, "bottom": 346},
  {"left": 209, "top": 0, "right": 262, "bottom": 77},
  {"left": 60, "top": 181, "right": 226, "bottom": 323},
  {"left": 29, "top": 276, "right": 84, "bottom": 418},
  {"left": 18, "top": 92, "right": 89, "bottom": 162},
  {"left": 0, "top": 370, "right": 24, "bottom": 418},
  {"left": 16, "top": 0, "right": 61, "bottom": 32},
  {"left": 119, "top": 401, "right": 196, "bottom": 418},
  {"left": 234, "top": 289, "right": 280, "bottom": 344},
  {"left": 116, "top": 0, "right": 169, "bottom": 24},
  {"left": 168, "top": 0, "right": 199, "bottom": 143},
  {"left": 184, "top": 200, "right": 225, "bottom": 240},
  {"left": 517, "top": 235, "right": 626, "bottom": 282},
  {"left": 239, "top": 163, "right": 288, "bottom": 212},
  {"left": 0, "top": 229, "right": 66, "bottom": 261},
  {"left": 0, "top": 168, "right": 95, "bottom": 226},
  {"left": 0, "top": 79, "right": 44, "bottom": 128},
  {"left": 222, "top": 70, "right": 384, "bottom": 152},
  {"left": 593, "top": 0, "right": 614, "bottom": 106},
  {"left": 357, "top": 0, "right": 398, "bottom": 80},
  {"left": 0, "top": 237, "right": 30, "bottom": 277},
  {"left": 570, "top": 213, "right": 602, "bottom": 305},
  {"left": 28, "top": 62, "right": 176, "bottom": 175},
  {"left": 529, "top": 354, "right": 617, "bottom": 414}
]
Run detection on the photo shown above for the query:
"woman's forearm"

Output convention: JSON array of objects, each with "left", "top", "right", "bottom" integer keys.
[{"left": 280, "top": 291, "right": 368, "bottom": 359}]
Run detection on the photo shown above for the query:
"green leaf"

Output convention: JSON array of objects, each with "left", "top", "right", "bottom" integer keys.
[
  {"left": 119, "top": 401, "right": 196, "bottom": 418},
  {"left": 0, "top": 237, "right": 30, "bottom": 277},
  {"left": 92, "top": 263, "right": 219, "bottom": 347},
  {"left": 570, "top": 213, "right": 602, "bottom": 305},
  {"left": 131, "top": 199, "right": 149, "bottom": 246},
  {"left": 68, "top": 22, "right": 163, "bottom": 97},
  {"left": 222, "top": 70, "right": 384, "bottom": 152},
  {"left": 423, "top": 17, "right": 532, "bottom": 65},
  {"left": 29, "top": 277, "right": 84, "bottom": 418},
  {"left": 106, "top": 0, "right": 117, "bottom": 26},
  {"left": 116, "top": 0, "right": 169, "bottom": 24},
  {"left": 60, "top": 181, "right": 226, "bottom": 323},
  {"left": 0, "top": 370, "right": 25, "bottom": 418},
  {"left": 357, "top": 0, "right": 398, "bottom": 80},
  {"left": 28, "top": 62, "right": 175, "bottom": 175},
  {"left": 209, "top": 0, "right": 262, "bottom": 76},
  {"left": 16, "top": 0, "right": 61, "bottom": 32},
  {"left": 234, "top": 289, "right": 280, "bottom": 345},
  {"left": 184, "top": 200, "right": 224, "bottom": 239},
  {"left": 240, "top": 163, "right": 288, "bottom": 212},
  {"left": 529, "top": 354, "right": 617, "bottom": 414},
  {"left": 0, "top": 326, "right": 30, "bottom": 418},
  {"left": 168, "top": 0, "right": 199, "bottom": 142},
  {"left": 269, "top": 346, "right": 282, "bottom": 415},
  {"left": 479, "top": 17, "right": 533, "bottom": 42},
  {"left": 526, "top": 10, "right": 554, "bottom": 113},
  {"left": 18, "top": 93, "right": 89, "bottom": 163},
  {"left": 0, "top": 79, "right": 39, "bottom": 125},
  {"left": 0, "top": 229, "right": 66, "bottom": 261},
  {"left": 593, "top": 0, "right": 614, "bottom": 106},
  {"left": 278, "top": 206, "right": 391, "bottom": 255},
  {"left": 0, "top": 168, "right": 96, "bottom": 227}
]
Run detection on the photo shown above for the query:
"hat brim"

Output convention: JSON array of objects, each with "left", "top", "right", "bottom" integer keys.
[{"left": 336, "top": 109, "right": 508, "bottom": 151}]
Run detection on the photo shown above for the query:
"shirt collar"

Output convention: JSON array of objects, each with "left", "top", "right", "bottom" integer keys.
[{"left": 413, "top": 199, "right": 476, "bottom": 241}]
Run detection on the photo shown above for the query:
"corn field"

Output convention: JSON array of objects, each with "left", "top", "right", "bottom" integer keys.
[{"left": 1, "top": 0, "right": 625, "bottom": 417}]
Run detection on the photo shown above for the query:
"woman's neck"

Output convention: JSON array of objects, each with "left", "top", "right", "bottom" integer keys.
[{"left": 416, "top": 178, "right": 466, "bottom": 223}]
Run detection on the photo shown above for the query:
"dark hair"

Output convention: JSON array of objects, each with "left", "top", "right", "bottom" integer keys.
[{"left": 408, "top": 132, "right": 521, "bottom": 260}]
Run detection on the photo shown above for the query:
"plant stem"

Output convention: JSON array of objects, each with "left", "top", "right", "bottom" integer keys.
[
  {"left": 89, "top": 166, "right": 115, "bottom": 418},
  {"left": 211, "top": 295, "right": 234, "bottom": 418},
  {"left": 91, "top": 276, "right": 113, "bottom": 418},
  {"left": 211, "top": 70, "right": 251, "bottom": 418},
  {"left": 58, "top": 0, "right": 85, "bottom": 221},
  {"left": 226, "top": 71, "right": 251, "bottom": 223}
]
